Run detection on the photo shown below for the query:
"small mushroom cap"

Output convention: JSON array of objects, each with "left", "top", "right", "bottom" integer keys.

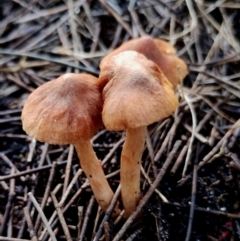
[
  {"left": 21, "top": 73, "right": 103, "bottom": 144},
  {"left": 101, "top": 51, "right": 178, "bottom": 131},
  {"left": 153, "top": 38, "right": 176, "bottom": 55},
  {"left": 100, "top": 36, "right": 187, "bottom": 88}
]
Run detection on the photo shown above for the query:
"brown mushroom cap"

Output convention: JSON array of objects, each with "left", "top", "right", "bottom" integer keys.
[
  {"left": 21, "top": 73, "right": 102, "bottom": 144},
  {"left": 99, "top": 36, "right": 187, "bottom": 88},
  {"left": 101, "top": 51, "right": 178, "bottom": 131},
  {"left": 153, "top": 38, "right": 176, "bottom": 55}
]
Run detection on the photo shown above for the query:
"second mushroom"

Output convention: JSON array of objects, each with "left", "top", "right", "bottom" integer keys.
[
  {"left": 99, "top": 51, "right": 179, "bottom": 218},
  {"left": 21, "top": 73, "right": 120, "bottom": 216}
]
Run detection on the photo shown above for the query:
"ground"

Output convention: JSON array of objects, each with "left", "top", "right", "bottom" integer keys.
[{"left": 0, "top": 0, "right": 240, "bottom": 241}]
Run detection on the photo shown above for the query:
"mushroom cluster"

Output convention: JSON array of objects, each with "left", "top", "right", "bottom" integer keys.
[{"left": 21, "top": 36, "right": 188, "bottom": 219}]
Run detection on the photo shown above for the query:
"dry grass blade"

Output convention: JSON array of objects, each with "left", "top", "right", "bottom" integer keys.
[
  {"left": 0, "top": 161, "right": 67, "bottom": 182},
  {"left": 0, "top": 238, "right": 31, "bottom": 241},
  {"left": 50, "top": 192, "right": 72, "bottom": 241},
  {"left": 0, "top": 168, "right": 15, "bottom": 236},
  {"left": 93, "top": 185, "right": 121, "bottom": 241},
  {"left": 140, "top": 165, "right": 168, "bottom": 203},
  {"left": 28, "top": 192, "right": 57, "bottom": 241},
  {"left": 34, "top": 162, "right": 57, "bottom": 233},
  {"left": 98, "top": 0, "right": 133, "bottom": 37},
  {"left": 185, "top": 144, "right": 200, "bottom": 241},
  {"left": 178, "top": 119, "right": 240, "bottom": 186},
  {"left": 182, "top": 92, "right": 197, "bottom": 177},
  {"left": 79, "top": 196, "right": 95, "bottom": 241},
  {"left": 23, "top": 207, "right": 38, "bottom": 241},
  {"left": 62, "top": 145, "right": 74, "bottom": 194},
  {"left": 0, "top": 49, "right": 99, "bottom": 74}
]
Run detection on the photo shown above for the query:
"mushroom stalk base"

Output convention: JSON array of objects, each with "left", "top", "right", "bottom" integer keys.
[
  {"left": 121, "top": 126, "right": 146, "bottom": 218},
  {"left": 75, "top": 141, "right": 119, "bottom": 215}
]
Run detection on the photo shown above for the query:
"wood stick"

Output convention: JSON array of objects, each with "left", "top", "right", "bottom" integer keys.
[
  {"left": 78, "top": 196, "right": 95, "bottom": 241},
  {"left": 28, "top": 192, "right": 57, "bottom": 241},
  {"left": 0, "top": 168, "right": 15, "bottom": 235},
  {"left": 50, "top": 193, "right": 72, "bottom": 241},
  {"left": 23, "top": 207, "right": 38, "bottom": 241},
  {"left": 62, "top": 145, "right": 74, "bottom": 194},
  {"left": 93, "top": 185, "right": 121, "bottom": 241},
  {"left": 34, "top": 162, "right": 57, "bottom": 232},
  {"left": 0, "top": 161, "right": 67, "bottom": 182}
]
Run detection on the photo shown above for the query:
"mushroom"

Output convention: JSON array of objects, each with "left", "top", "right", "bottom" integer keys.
[
  {"left": 100, "top": 36, "right": 187, "bottom": 88},
  {"left": 100, "top": 51, "right": 178, "bottom": 217},
  {"left": 152, "top": 38, "right": 176, "bottom": 55},
  {"left": 21, "top": 73, "right": 120, "bottom": 215}
]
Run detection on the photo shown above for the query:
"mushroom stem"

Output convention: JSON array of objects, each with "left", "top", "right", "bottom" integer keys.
[
  {"left": 75, "top": 141, "right": 120, "bottom": 215},
  {"left": 121, "top": 126, "right": 146, "bottom": 218}
]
